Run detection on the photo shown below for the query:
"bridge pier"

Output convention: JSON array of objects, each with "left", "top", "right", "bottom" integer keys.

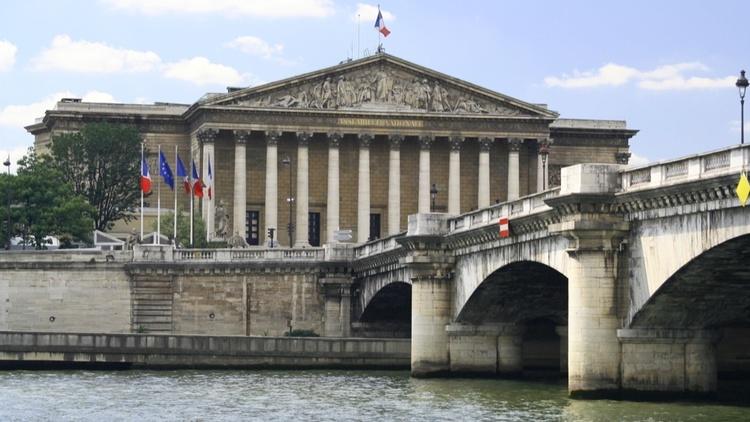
[
  {"left": 555, "top": 326, "right": 568, "bottom": 374},
  {"left": 400, "top": 213, "right": 454, "bottom": 377},
  {"left": 618, "top": 328, "right": 718, "bottom": 398},
  {"left": 319, "top": 276, "right": 353, "bottom": 337}
]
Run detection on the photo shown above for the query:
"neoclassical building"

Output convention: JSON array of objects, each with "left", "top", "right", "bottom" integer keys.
[{"left": 27, "top": 53, "right": 637, "bottom": 246}]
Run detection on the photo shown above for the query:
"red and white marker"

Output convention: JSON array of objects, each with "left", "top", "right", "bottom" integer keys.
[{"left": 499, "top": 217, "right": 510, "bottom": 238}]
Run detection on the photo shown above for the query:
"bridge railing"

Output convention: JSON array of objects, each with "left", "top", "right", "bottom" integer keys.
[
  {"left": 172, "top": 247, "right": 325, "bottom": 262},
  {"left": 620, "top": 144, "right": 750, "bottom": 193},
  {"left": 353, "top": 231, "right": 406, "bottom": 259},
  {"left": 448, "top": 188, "right": 560, "bottom": 233}
]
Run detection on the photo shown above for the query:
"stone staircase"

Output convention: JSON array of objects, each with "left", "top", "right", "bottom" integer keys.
[{"left": 131, "top": 277, "right": 174, "bottom": 333}]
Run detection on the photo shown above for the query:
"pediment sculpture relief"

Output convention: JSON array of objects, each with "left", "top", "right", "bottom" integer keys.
[{"left": 231, "top": 67, "right": 526, "bottom": 116}]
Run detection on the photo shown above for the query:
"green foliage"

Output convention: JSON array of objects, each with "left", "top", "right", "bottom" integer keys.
[
  {"left": 152, "top": 211, "right": 209, "bottom": 248},
  {"left": 0, "top": 148, "right": 95, "bottom": 249},
  {"left": 48, "top": 122, "right": 143, "bottom": 231},
  {"left": 284, "top": 329, "right": 320, "bottom": 337}
]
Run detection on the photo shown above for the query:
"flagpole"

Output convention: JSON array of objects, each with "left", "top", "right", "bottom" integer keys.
[
  {"left": 140, "top": 142, "right": 144, "bottom": 241},
  {"left": 174, "top": 145, "right": 178, "bottom": 247},
  {"left": 189, "top": 158, "right": 194, "bottom": 247},
  {"left": 156, "top": 145, "right": 161, "bottom": 245}
]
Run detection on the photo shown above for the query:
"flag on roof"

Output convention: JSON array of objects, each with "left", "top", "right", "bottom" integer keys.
[
  {"left": 176, "top": 154, "right": 190, "bottom": 194},
  {"left": 140, "top": 156, "right": 152, "bottom": 194},
  {"left": 374, "top": 7, "right": 390, "bottom": 37},
  {"left": 191, "top": 160, "right": 204, "bottom": 198},
  {"left": 159, "top": 150, "right": 174, "bottom": 190}
]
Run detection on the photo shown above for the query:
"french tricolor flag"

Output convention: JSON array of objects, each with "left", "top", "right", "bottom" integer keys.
[
  {"left": 140, "top": 156, "right": 152, "bottom": 194},
  {"left": 374, "top": 8, "right": 390, "bottom": 37}
]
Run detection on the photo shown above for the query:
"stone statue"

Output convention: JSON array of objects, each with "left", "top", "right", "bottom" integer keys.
[
  {"left": 416, "top": 79, "right": 431, "bottom": 110},
  {"left": 430, "top": 81, "right": 449, "bottom": 112},
  {"left": 318, "top": 77, "right": 333, "bottom": 108},
  {"left": 374, "top": 70, "right": 392, "bottom": 102},
  {"left": 126, "top": 228, "right": 139, "bottom": 250},
  {"left": 215, "top": 199, "right": 229, "bottom": 240},
  {"left": 229, "top": 231, "right": 248, "bottom": 248},
  {"left": 336, "top": 75, "right": 355, "bottom": 107}
]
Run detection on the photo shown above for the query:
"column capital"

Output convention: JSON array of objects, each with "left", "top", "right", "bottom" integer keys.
[
  {"left": 449, "top": 136, "right": 463, "bottom": 151},
  {"left": 389, "top": 134, "right": 404, "bottom": 150},
  {"left": 265, "top": 130, "right": 282, "bottom": 146},
  {"left": 197, "top": 128, "right": 218, "bottom": 144},
  {"left": 538, "top": 138, "right": 551, "bottom": 155},
  {"left": 419, "top": 135, "right": 434, "bottom": 150},
  {"left": 296, "top": 131, "right": 312, "bottom": 146},
  {"left": 329, "top": 132, "right": 343, "bottom": 148},
  {"left": 508, "top": 138, "right": 523, "bottom": 152},
  {"left": 358, "top": 133, "right": 374, "bottom": 148},
  {"left": 615, "top": 151, "right": 631, "bottom": 164},
  {"left": 478, "top": 137, "right": 493, "bottom": 152},
  {"left": 232, "top": 130, "right": 251, "bottom": 144}
]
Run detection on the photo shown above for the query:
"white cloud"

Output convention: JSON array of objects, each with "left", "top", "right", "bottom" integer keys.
[
  {"left": 352, "top": 3, "right": 394, "bottom": 22},
  {"left": 627, "top": 152, "right": 651, "bottom": 168},
  {"left": 0, "top": 91, "right": 117, "bottom": 128},
  {"left": 102, "top": 0, "right": 334, "bottom": 18},
  {"left": 545, "top": 62, "right": 734, "bottom": 91},
  {"left": 31, "top": 35, "right": 161, "bottom": 73},
  {"left": 730, "top": 120, "right": 750, "bottom": 135},
  {"left": 162, "top": 57, "right": 247, "bottom": 86},
  {"left": 226, "top": 36, "right": 284, "bottom": 59},
  {"left": 0, "top": 40, "right": 17, "bottom": 72}
]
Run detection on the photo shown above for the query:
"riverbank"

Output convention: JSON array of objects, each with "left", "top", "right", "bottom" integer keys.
[{"left": 0, "top": 331, "right": 410, "bottom": 369}]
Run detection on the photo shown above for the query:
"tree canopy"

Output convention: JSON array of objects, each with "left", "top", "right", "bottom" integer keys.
[
  {"left": 152, "top": 212, "right": 208, "bottom": 248},
  {"left": 48, "top": 122, "right": 143, "bottom": 231},
  {"left": 0, "top": 149, "right": 94, "bottom": 249}
]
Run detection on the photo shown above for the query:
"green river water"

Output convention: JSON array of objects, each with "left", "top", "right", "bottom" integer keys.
[{"left": 0, "top": 370, "right": 748, "bottom": 421}]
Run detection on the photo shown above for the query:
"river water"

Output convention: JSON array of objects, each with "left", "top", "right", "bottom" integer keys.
[{"left": 0, "top": 370, "right": 748, "bottom": 421}]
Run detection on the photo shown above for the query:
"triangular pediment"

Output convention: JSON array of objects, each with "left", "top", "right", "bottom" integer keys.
[{"left": 203, "top": 54, "right": 558, "bottom": 119}]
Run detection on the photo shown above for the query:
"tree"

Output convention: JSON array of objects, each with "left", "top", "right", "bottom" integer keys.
[
  {"left": 48, "top": 122, "right": 143, "bottom": 231},
  {"left": 152, "top": 211, "right": 208, "bottom": 248},
  {"left": 0, "top": 149, "right": 95, "bottom": 249}
]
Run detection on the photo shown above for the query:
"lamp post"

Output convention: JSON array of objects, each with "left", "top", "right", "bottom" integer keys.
[
  {"left": 737, "top": 70, "right": 749, "bottom": 145},
  {"left": 3, "top": 155, "right": 10, "bottom": 250},
  {"left": 430, "top": 183, "right": 438, "bottom": 212},
  {"left": 281, "top": 155, "right": 294, "bottom": 247}
]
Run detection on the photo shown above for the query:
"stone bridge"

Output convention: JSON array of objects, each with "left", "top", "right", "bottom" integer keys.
[
  {"left": 2, "top": 144, "right": 749, "bottom": 399},
  {"left": 352, "top": 144, "right": 750, "bottom": 398}
]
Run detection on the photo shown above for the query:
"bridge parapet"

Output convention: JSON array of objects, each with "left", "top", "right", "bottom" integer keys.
[
  {"left": 448, "top": 188, "right": 560, "bottom": 234},
  {"left": 620, "top": 144, "right": 749, "bottom": 193},
  {"left": 132, "top": 245, "right": 326, "bottom": 263}
]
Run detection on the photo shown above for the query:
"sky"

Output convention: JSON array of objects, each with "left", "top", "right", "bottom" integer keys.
[{"left": 0, "top": 0, "right": 748, "bottom": 172}]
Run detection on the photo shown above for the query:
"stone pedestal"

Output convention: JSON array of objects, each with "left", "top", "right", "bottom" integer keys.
[
  {"left": 618, "top": 328, "right": 719, "bottom": 397},
  {"left": 399, "top": 213, "right": 453, "bottom": 377},
  {"left": 319, "top": 276, "right": 353, "bottom": 337}
]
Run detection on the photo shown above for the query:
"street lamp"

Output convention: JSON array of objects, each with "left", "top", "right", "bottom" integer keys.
[
  {"left": 3, "top": 155, "right": 10, "bottom": 250},
  {"left": 281, "top": 155, "right": 294, "bottom": 247},
  {"left": 430, "top": 183, "right": 438, "bottom": 212},
  {"left": 737, "top": 70, "right": 749, "bottom": 145}
]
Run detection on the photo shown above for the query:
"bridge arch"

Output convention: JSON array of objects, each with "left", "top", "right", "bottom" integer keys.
[
  {"left": 354, "top": 279, "right": 411, "bottom": 338},
  {"left": 451, "top": 260, "right": 568, "bottom": 375}
]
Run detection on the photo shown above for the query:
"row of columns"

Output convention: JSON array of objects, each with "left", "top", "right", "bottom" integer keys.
[{"left": 199, "top": 130, "right": 551, "bottom": 246}]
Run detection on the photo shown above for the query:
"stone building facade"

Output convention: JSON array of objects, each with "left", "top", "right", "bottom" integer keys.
[{"left": 27, "top": 53, "right": 637, "bottom": 245}]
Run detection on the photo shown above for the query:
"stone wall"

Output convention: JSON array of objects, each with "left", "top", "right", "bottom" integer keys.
[{"left": 0, "top": 262, "right": 131, "bottom": 333}]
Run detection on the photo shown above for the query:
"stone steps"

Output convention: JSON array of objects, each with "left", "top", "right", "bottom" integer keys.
[{"left": 131, "top": 277, "right": 173, "bottom": 334}]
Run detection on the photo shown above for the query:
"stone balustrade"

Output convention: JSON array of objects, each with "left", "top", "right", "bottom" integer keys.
[
  {"left": 448, "top": 188, "right": 559, "bottom": 233},
  {"left": 620, "top": 144, "right": 750, "bottom": 192},
  {"left": 353, "top": 232, "right": 405, "bottom": 259}
]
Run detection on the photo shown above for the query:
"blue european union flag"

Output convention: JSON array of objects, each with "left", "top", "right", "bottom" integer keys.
[{"left": 159, "top": 150, "right": 174, "bottom": 190}]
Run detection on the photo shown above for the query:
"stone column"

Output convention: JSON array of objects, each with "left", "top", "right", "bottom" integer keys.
[
  {"left": 537, "top": 138, "right": 551, "bottom": 193},
  {"left": 387, "top": 135, "right": 403, "bottom": 235},
  {"left": 294, "top": 132, "right": 311, "bottom": 247},
  {"left": 418, "top": 136, "right": 433, "bottom": 213},
  {"left": 199, "top": 129, "right": 217, "bottom": 237},
  {"left": 556, "top": 325, "right": 568, "bottom": 374},
  {"left": 326, "top": 133, "right": 342, "bottom": 244},
  {"left": 477, "top": 137, "right": 492, "bottom": 209},
  {"left": 401, "top": 213, "right": 453, "bottom": 377},
  {"left": 447, "top": 323, "right": 499, "bottom": 374},
  {"left": 357, "top": 134, "right": 373, "bottom": 243},
  {"left": 507, "top": 138, "right": 522, "bottom": 201},
  {"left": 497, "top": 323, "right": 524, "bottom": 376},
  {"left": 264, "top": 131, "right": 280, "bottom": 246},
  {"left": 232, "top": 130, "right": 249, "bottom": 239},
  {"left": 320, "top": 276, "right": 353, "bottom": 337},
  {"left": 448, "top": 136, "right": 462, "bottom": 215}
]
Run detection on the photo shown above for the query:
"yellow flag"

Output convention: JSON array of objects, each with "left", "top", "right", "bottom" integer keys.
[{"left": 737, "top": 172, "right": 750, "bottom": 207}]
